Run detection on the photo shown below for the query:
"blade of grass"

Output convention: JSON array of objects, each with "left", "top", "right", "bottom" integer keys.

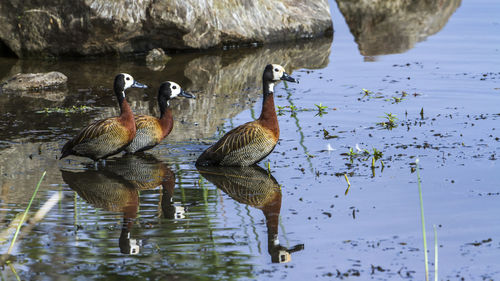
[
  {"left": 434, "top": 224, "right": 438, "bottom": 281},
  {"left": 8, "top": 263, "right": 21, "bottom": 281},
  {"left": 0, "top": 213, "right": 23, "bottom": 245},
  {"left": 344, "top": 174, "right": 351, "bottom": 196},
  {"left": 7, "top": 171, "right": 46, "bottom": 255},
  {"left": 415, "top": 159, "right": 429, "bottom": 281}
]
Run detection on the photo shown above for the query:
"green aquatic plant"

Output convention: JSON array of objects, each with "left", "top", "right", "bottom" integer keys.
[
  {"left": 372, "top": 148, "right": 383, "bottom": 160},
  {"left": 346, "top": 147, "right": 383, "bottom": 161},
  {"left": 344, "top": 174, "right": 351, "bottom": 195},
  {"left": 361, "top": 88, "right": 373, "bottom": 97},
  {"left": 377, "top": 113, "right": 398, "bottom": 130},
  {"left": 416, "top": 159, "right": 429, "bottom": 281},
  {"left": 391, "top": 96, "right": 404, "bottom": 103},
  {"left": 322, "top": 129, "right": 338, "bottom": 140},
  {"left": 276, "top": 104, "right": 331, "bottom": 118},
  {"left": 315, "top": 103, "right": 328, "bottom": 116},
  {"left": 7, "top": 171, "right": 46, "bottom": 255},
  {"left": 347, "top": 147, "right": 358, "bottom": 157},
  {"left": 276, "top": 105, "right": 286, "bottom": 116},
  {"left": 37, "top": 105, "right": 93, "bottom": 114}
]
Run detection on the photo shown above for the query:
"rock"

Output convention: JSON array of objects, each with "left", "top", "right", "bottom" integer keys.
[
  {"left": 1, "top": 71, "right": 67, "bottom": 92},
  {"left": 0, "top": 0, "right": 333, "bottom": 58},
  {"left": 336, "top": 0, "right": 461, "bottom": 56},
  {"left": 146, "top": 48, "right": 171, "bottom": 71},
  {"left": 146, "top": 48, "right": 170, "bottom": 63}
]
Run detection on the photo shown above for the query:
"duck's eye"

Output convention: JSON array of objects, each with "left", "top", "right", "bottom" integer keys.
[
  {"left": 274, "top": 68, "right": 279, "bottom": 72},
  {"left": 126, "top": 77, "right": 130, "bottom": 81},
  {"left": 172, "top": 85, "right": 177, "bottom": 89}
]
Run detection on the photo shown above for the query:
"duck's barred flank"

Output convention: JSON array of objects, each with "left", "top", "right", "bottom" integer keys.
[
  {"left": 61, "top": 117, "right": 134, "bottom": 161},
  {"left": 125, "top": 116, "right": 165, "bottom": 154},
  {"left": 199, "top": 122, "right": 277, "bottom": 166}
]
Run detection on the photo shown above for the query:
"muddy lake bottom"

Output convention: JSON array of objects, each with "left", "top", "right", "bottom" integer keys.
[{"left": 1, "top": 1, "right": 500, "bottom": 280}]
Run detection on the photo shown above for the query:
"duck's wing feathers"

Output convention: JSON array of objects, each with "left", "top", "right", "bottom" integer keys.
[
  {"left": 61, "top": 117, "right": 131, "bottom": 158},
  {"left": 197, "top": 121, "right": 276, "bottom": 166},
  {"left": 134, "top": 115, "right": 159, "bottom": 131}
]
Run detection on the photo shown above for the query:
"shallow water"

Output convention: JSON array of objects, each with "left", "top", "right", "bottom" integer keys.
[{"left": 1, "top": 0, "right": 500, "bottom": 280}]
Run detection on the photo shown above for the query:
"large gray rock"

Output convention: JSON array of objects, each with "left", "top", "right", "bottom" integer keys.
[
  {"left": 0, "top": 0, "right": 332, "bottom": 58},
  {"left": 336, "top": 0, "right": 460, "bottom": 56},
  {"left": 0, "top": 71, "right": 68, "bottom": 100},
  {"left": 1, "top": 71, "right": 67, "bottom": 92}
]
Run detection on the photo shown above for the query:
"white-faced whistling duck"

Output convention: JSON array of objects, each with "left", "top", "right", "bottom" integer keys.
[
  {"left": 196, "top": 64, "right": 298, "bottom": 166},
  {"left": 125, "top": 81, "right": 195, "bottom": 154},
  {"left": 60, "top": 73, "right": 147, "bottom": 161}
]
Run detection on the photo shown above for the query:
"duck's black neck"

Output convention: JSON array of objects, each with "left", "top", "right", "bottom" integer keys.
[
  {"left": 159, "top": 98, "right": 170, "bottom": 118},
  {"left": 114, "top": 78, "right": 126, "bottom": 113},
  {"left": 115, "top": 91, "right": 127, "bottom": 114}
]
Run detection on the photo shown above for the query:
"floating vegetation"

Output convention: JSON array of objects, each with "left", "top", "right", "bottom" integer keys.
[
  {"left": 276, "top": 104, "right": 332, "bottom": 117},
  {"left": 359, "top": 89, "right": 417, "bottom": 104},
  {"left": 377, "top": 113, "right": 398, "bottom": 130},
  {"left": 36, "top": 105, "right": 93, "bottom": 114},
  {"left": 322, "top": 129, "right": 338, "bottom": 139},
  {"left": 315, "top": 103, "right": 328, "bottom": 116},
  {"left": 344, "top": 146, "right": 383, "bottom": 161},
  {"left": 341, "top": 146, "right": 385, "bottom": 177}
]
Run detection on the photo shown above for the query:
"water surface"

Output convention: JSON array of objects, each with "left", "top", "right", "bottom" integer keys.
[{"left": 1, "top": 0, "right": 499, "bottom": 280}]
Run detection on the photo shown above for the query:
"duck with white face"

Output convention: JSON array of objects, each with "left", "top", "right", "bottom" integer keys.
[
  {"left": 60, "top": 73, "right": 147, "bottom": 162},
  {"left": 264, "top": 64, "right": 298, "bottom": 93},
  {"left": 196, "top": 63, "right": 298, "bottom": 167},
  {"left": 125, "top": 81, "right": 195, "bottom": 154}
]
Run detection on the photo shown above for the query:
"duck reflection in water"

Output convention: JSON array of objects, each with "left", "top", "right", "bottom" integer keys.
[
  {"left": 61, "top": 153, "right": 181, "bottom": 255},
  {"left": 197, "top": 165, "right": 304, "bottom": 263}
]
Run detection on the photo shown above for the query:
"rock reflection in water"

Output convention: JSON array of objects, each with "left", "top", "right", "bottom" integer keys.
[
  {"left": 60, "top": 154, "right": 178, "bottom": 255},
  {"left": 197, "top": 165, "right": 304, "bottom": 263},
  {"left": 336, "top": 0, "right": 461, "bottom": 56}
]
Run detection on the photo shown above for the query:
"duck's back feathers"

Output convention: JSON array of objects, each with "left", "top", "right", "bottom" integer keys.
[
  {"left": 61, "top": 117, "right": 135, "bottom": 161},
  {"left": 196, "top": 120, "right": 277, "bottom": 167}
]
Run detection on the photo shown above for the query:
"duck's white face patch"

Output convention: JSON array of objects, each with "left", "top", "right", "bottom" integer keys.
[
  {"left": 169, "top": 82, "right": 182, "bottom": 98},
  {"left": 122, "top": 73, "right": 135, "bottom": 90},
  {"left": 271, "top": 64, "right": 286, "bottom": 81}
]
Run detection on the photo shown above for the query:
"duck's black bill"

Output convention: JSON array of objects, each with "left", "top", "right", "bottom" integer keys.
[
  {"left": 281, "top": 72, "right": 298, "bottom": 83},
  {"left": 132, "top": 81, "right": 148, "bottom": 89},
  {"left": 179, "top": 90, "right": 196, "bottom": 99}
]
